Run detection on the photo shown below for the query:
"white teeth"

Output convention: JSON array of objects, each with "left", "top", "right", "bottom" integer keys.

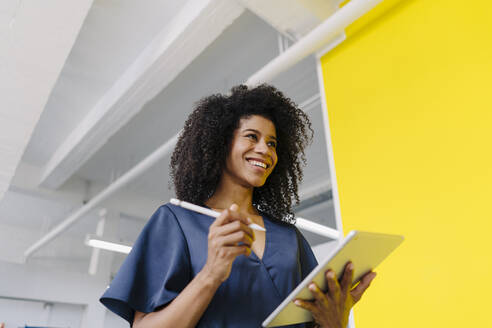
[{"left": 248, "top": 160, "right": 267, "bottom": 168}]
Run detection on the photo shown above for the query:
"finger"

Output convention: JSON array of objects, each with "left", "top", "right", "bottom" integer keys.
[
  {"left": 351, "top": 271, "right": 377, "bottom": 303},
  {"left": 325, "top": 269, "right": 341, "bottom": 301},
  {"left": 222, "top": 205, "right": 254, "bottom": 238},
  {"left": 219, "top": 230, "right": 253, "bottom": 247},
  {"left": 212, "top": 208, "right": 232, "bottom": 228},
  {"left": 340, "top": 262, "right": 354, "bottom": 294},
  {"left": 227, "top": 204, "right": 254, "bottom": 227},
  {"left": 215, "top": 220, "right": 255, "bottom": 240},
  {"left": 226, "top": 219, "right": 254, "bottom": 241},
  {"left": 293, "top": 299, "right": 319, "bottom": 315},
  {"left": 208, "top": 210, "right": 233, "bottom": 243},
  {"left": 231, "top": 245, "right": 251, "bottom": 258},
  {"left": 308, "top": 282, "right": 329, "bottom": 306},
  {"left": 218, "top": 245, "right": 251, "bottom": 259},
  {"left": 213, "top": 203, "right": 241, "bottom": 226},
  {"left": 209, "top": 211, "right": 254, "bottom": 244}
]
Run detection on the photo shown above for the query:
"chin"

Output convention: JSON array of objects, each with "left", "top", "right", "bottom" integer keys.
[
  {"left": 251, "top": 179, "right": 267, "bottom": 188},
  {"left": 242, "top": 173, "right": 270, "bottom": 188}
]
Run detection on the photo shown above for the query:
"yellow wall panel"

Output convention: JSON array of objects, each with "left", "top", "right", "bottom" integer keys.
[{"left": 320, "top": 0, "right": 492, "bottom": 327}]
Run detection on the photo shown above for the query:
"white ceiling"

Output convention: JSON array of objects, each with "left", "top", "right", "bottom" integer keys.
[
  {"left": 2, "top": 0, "right": 341, "bottom": 274},
  {"left": 21, "top": 0, "right": 188, "bottom": 168}
]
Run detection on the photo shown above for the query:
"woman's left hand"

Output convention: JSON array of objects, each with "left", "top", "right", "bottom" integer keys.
[{"left": 294, "top": 262, "right": 377, "bottom": 328}]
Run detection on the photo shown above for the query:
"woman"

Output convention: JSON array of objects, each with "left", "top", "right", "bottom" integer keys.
[{"left": 100, "top": 85, "right": 376, "bottom": 327}]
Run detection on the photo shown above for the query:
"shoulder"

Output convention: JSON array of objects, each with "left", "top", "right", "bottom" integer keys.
[
  {"left": 150, "top": 203, "right": 213, "bottom": 238},
  {"left": 134, "top": 203, "right": 201, "bottom": 250},
  {"left": 147, "top": 203, "right": 202, "bottom": 227},
  {"left": 141, "top": 204, "right": 179, "bottom": 232},
  {"left": 161, "top": 202, "right": 206, "bottom": 219}
]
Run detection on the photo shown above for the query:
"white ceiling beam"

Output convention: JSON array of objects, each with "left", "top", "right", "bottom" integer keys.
[
  {"left": 240, "top": 0, "right": 343, "bottom": 39},
  {"left": 247, "top": 0, "right": 380, "bottom": 86},
  {"left": 39, "top": 0, "right": 245, "bottom": 190},
  {"left": 0, "top": 0, "right": 94, "bottom": 201},
  {"left": 11, "top": 163, "right": 158, "bottom": 222},
  {"left": 24, "top": 134, "right": 179, "bottom": 258}
]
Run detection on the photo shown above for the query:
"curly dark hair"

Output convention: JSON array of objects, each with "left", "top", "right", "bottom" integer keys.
[{"left": 170, "top": 84, "right": 313, "bottom": 223}]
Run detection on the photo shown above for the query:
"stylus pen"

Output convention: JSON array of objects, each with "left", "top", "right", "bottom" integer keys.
[{"left": 170, "top": 198, "right": 266, "bottom": 232}]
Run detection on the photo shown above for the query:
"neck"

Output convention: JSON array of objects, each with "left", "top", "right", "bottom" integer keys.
[{"left": 205, "top": 175, "right": 258, "bottom": 216}]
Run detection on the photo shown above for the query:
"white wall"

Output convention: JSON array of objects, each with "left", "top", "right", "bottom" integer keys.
[
  {"left": 0, "top": 210, "right": 126, "bottom": 328},
  {"left": 0, "top": 260, "right": 114, "bottom": 328},
  {"left": 104, "top": 309, "right": 129, "bottom": 328},
  {"left": 0, "top": 297, "right": 84, "bottom": 328}
]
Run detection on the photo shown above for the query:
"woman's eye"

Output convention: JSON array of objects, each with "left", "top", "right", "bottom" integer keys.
[
  {"left": 246, "top": 134, "right": 257, "bottom": 140},
  {"left": 268, "top": 141, "right": 277, "bottom": 148}
]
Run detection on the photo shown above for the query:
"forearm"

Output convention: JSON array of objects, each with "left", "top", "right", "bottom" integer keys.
[{"left": 133, "top": 270, "right": 221, "bottom": 328}]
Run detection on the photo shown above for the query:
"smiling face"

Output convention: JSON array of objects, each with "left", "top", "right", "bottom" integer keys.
[{"left": 223, "top": 115, "right": 278, "bottom": 188}]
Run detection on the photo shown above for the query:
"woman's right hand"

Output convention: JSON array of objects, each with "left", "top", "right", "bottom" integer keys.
[
  {"left": 134, "top": 204, "right": 255, "bottom": 328},
  {"left": 201, "top": 203, "right": 255, "bottom": 284}
]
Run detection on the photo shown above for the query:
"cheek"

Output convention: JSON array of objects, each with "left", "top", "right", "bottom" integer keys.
[
  {"left": 272, "top": 153, "right": 278, "bottom": 168},
  {"left": 268, "top": 158, "right": 278, "bottom": 174},
  {"left": 271, "top": 163, "right": 278, "bottom": 173}
]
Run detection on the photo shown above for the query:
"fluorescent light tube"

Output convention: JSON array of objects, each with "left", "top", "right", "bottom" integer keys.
[{"left": 85, "top": 236, "right": 132, "bottom": 254}]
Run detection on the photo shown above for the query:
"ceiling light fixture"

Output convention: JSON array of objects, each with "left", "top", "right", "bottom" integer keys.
[{"left": 85, "top": 235, "right": 132, "bottom": 254}]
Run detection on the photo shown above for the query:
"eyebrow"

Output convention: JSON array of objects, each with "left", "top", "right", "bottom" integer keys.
[{"left": 242, "top": 128, "right": 277, "bottom": 140}]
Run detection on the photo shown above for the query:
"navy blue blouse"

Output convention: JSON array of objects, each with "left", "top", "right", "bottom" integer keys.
[{"left": 100, "top": 203, "right": 318, "bottom": 327}]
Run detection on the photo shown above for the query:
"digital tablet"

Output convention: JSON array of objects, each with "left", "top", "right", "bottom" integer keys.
[{"left": 262, "top": 230, "right": 404, "bottom": 327}]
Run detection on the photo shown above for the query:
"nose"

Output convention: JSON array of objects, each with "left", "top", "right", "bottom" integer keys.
[{"left": 254, "top": 139, "right": 269, "bottom": 154}]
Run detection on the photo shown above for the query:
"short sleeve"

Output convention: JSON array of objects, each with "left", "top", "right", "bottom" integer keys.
[
  {"left": 295, "top": 228, "right": 318, "bottom": 279},
  {"left": 100, "top": 205, "right": 191, "bottom": 325}
]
